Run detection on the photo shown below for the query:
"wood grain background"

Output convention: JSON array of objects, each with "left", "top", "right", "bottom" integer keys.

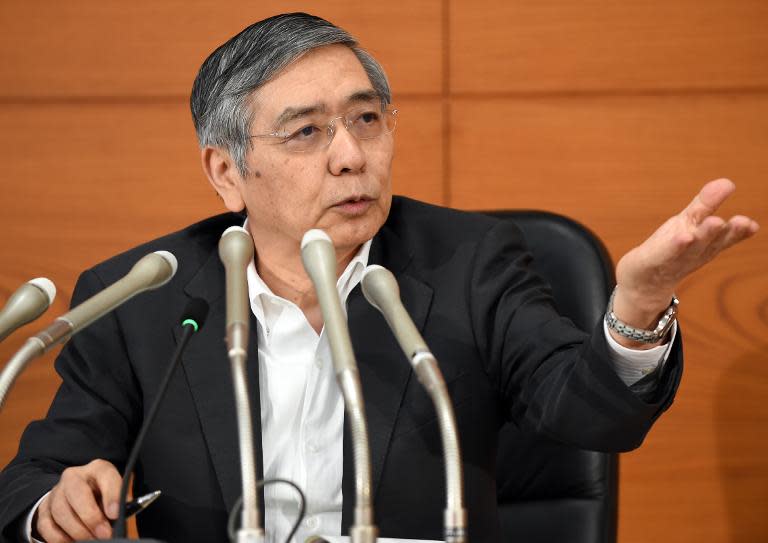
[{"left": 1, "top": 2, "right": 766, "bottom": 542}]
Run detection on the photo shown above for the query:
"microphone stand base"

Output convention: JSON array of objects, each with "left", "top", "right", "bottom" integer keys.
[{"left": 350, "top": 524, "right": 378, "bottom": 543}]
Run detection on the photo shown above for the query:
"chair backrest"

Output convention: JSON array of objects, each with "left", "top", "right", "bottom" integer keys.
[{"left": 485, "top": 210, "right": 618, "bottom": 543}]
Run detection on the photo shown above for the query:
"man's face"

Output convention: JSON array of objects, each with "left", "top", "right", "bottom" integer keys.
[{"left": 226, "top": 45, "right": 394, "bottom": 258}]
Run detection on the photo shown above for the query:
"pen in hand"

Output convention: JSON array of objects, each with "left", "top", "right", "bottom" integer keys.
[{"left": 114, "top": 490, "right": 161, "bottom": 523}]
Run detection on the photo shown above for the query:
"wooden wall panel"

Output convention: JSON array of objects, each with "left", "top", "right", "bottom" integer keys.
[
  {"left": 0, "top": 102, "right": 219, "bottom": 268},
  {"left": 450, "top": 0, "right": 768, "bottom": 93},
  {"left": 449, "top": 95, "right": 768, "bottom": 256},
  {"left": 0, "top": 1, "right": 442, "bottom": 97},
  {"left": 391, "top": 100, "right": 445, "bottom": 203}
]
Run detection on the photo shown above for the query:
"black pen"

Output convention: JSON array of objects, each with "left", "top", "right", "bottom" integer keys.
[{"left": 123, "top": 490, "right": 161, "bottom": 518}]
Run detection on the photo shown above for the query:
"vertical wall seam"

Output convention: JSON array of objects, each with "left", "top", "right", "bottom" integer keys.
[{"left": 441, "top": 0, "right": 452, "bottom": 207}]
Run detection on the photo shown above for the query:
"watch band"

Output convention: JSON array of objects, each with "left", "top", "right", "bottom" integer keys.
[{"left": 604, "top": 287, "right": 679, "bottom": 344}]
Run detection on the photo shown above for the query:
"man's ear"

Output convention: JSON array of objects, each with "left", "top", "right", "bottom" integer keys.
[{"left": 201, "top": 146, "right": 246, "bottom": 212}]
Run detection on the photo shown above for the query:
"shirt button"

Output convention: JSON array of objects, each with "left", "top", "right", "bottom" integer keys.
[
  {"left": 314, "top": 356, "right": 323, "bottom": 368},
  {"left": 307, "top": 442, "right": 319, "bottom": 453},
  {"left": 304, "top": 516, "right": 319, "bottom": 529}
]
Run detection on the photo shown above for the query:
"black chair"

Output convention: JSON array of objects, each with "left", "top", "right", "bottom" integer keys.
[{"left": 486, "top": 210, "right": 618, "bottom": 543}]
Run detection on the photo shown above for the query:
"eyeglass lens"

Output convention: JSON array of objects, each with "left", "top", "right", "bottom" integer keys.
[{"left": 280, "top": 108, "right": 397, "bottom": 153}]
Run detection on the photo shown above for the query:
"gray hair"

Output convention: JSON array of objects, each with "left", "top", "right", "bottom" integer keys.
[{"left": 190, "top": 13, "right": 392, "bottom": 177}]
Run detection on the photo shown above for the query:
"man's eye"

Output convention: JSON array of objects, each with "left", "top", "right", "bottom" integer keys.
[
  {"left": 358, "top": 111, "right": 381, "bottom": 124},
  {"left": 288, "top": 125, "right": 321, "bottom": 140}
]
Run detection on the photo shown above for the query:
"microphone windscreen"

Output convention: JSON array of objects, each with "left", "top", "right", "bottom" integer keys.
[
  {"left": 181, "top": 297, "right": 209, "bottom": 330},
  {"left": 28, "top": 278, "right": 57, "bottom": 305}
]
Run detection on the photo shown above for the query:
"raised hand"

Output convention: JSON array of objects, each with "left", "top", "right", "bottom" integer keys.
[{"left": 611, "top": 178, "right": 759, "bottom": 346}]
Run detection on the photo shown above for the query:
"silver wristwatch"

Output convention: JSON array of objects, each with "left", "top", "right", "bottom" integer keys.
[{"left": 604, "top": 287, "right": 679, "bottom": 344}]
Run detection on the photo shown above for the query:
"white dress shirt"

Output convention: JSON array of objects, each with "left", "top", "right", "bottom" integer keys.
[
  {"left": 24, "top": 231, "right": 675, "bottom": 543},
  {"left": 248, "top": 238, "right": 371, "bottom": 543}
]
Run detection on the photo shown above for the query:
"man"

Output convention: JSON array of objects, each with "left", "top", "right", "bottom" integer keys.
[{"left": 0, "top": 12, "right": 758, "bottom": 543}]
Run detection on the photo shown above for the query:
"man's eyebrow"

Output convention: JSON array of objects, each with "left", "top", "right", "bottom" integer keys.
[
  {"left": 271, "top": 90, "right": 381, "bottom": 129},
  {"left": 346, "top": 89, "right": 381, "bottom": 105},
  {"left": 273, "top": 104, "right": 327, "bottom": 129}
]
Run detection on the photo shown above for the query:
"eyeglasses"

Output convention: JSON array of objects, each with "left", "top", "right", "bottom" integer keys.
[{"left": 250, "top": 105, "right": 398, "bottom": 153}]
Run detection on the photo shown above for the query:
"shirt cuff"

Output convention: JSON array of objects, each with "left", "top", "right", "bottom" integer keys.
[
  {"left": 23, "top": 492, "right": 50, "bottom": 543},
  {"left": 603, "top": 319, "right": 678, "bottom": 387}
]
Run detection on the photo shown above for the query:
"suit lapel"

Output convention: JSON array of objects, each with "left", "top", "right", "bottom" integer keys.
[
  {"left": 341, "top": 224, "right": 434, "bottom": 532},
  {"left": 175, "top": 247, "right": 265, "bottom": 516}
]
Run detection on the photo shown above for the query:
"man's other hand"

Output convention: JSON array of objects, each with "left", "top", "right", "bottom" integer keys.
[
  {"left": 34, "top": 459, "right": 121, "bottom": 542},
  {"left": 612, "top": 178, "right": 759, "bottom": 347}
]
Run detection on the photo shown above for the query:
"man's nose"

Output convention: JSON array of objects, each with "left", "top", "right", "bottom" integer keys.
[{"left": 327, "top": 122, "right": 366, "bottom": 175}]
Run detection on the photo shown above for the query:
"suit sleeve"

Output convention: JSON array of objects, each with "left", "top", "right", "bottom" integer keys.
[
  {"left": 0, "top": 268, "right": 141, "bottom": 542},
  {"left": 468, "top": 219, "right": 683, "bottom": 452}
]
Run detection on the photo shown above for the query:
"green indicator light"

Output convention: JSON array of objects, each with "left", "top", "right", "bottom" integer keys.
[{"left": 182, "top": 319, "right": 199, "bottom": 333}]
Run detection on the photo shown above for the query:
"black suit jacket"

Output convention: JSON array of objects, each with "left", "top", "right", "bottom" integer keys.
[{"left": 0, "top": 197, "right": 682, "bottom": 542}]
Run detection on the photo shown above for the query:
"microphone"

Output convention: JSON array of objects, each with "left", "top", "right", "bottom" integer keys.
[
  {"left": 217, "top": 226, "right": 264, "bottom": 543},
  {"left": 361, "top": 265, "right": 467, "bottom": 543},
  {"left": 109, "top": 298, "right": 210, "bottom": 542},
  {"left": 0, "top": 278, "right": 56, "bottom": 342},
  {"left": 218, "top": 226, "right": 253, "bottom": 361},
  {"left": 301, "top": 229, "right": 377, "bottom": 543},
  {"left": 0, "top": 251, "right": 177, "bottom": 410}
]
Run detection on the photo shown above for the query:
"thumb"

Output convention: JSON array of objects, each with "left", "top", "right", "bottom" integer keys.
[{"left": 87, "top": 459, "right": 123, "bottom": 520}]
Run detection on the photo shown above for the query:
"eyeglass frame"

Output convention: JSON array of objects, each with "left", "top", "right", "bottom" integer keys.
[{"left": 248, "top": 104, "right": 398, "bottom": 153}]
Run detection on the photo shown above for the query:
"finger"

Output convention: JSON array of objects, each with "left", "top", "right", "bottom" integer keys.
[
  {"left": 36, "top": 496, "right": 74, "bottom": 543},
  {"left": 86, "top": 459, "right": 123, "bottom": 520},
  {"left": 666, "top": 215, "right": 724, "bottom": 261},
  {"left": 37, "top": 514, "right": 74, "bottom": 543},
  {"left": 731, "top": 215, "right": 760, "bottom": 235},
  {"left": 49, "top": 486, "right": 98, "bottom": 540},
  {"left": 691, "top": 215, "right": 757, "bottom": 265},
  {"left": 56, "top": 466, "right": 112, "bottom": 538},
  {"left": 695, "top": 215, "right": 727, "bottom": 243},
  {"left": 719, "top": 215, "right": 760, "bottom": 250},
  {"left": 681, "top": 178, "right": 736, "bottom": 225},
  {"left": 698, "top": 221, "right": 732, "bottom": 261}
]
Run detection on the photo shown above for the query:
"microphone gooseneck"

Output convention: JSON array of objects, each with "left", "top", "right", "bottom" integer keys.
[
  {"left": 218, "top": 226, "right": 264, "bottom": 543},
  {"left": 0, "top": 277, "right": 56, "bottom": 342},
  {"left": 113, "top": 298, "right": 209, "bottom": 539},
  {"left": 0, "top": 251, "right": 178, "bottom": 411},
  {"left": 301, "top": 229, "right": 377, "bottom": 543},
  {"left": 361, "top": 264, "right": 467, "bottom": 543}
]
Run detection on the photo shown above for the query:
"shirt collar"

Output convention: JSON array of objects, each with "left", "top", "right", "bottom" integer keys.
[{"left": 242, "top": 217, "right": 372, "bottom": 329}]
